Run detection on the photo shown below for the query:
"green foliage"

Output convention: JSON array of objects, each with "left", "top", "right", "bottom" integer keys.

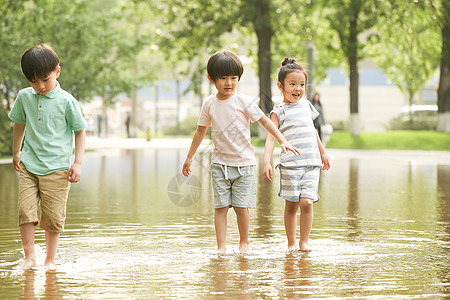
[
  {"left": 368, "top": 0, "right": 441, "bottom": 106},
  {"left": 270, "top": 1, "right": 337, "bottom": 85},
  {"left": 326, "top": 131, "right": 450, "bottom": 151},
  {"left": 319, "top": 0, "right": 381, "bottom": 64},
  {"left": 0, "top": 106, "right": 12, "bottom": 155}
]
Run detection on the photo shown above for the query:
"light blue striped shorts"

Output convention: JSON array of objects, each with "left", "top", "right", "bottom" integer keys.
[{"left": 277, "top": 166, "right": 321, "bottom": 203}]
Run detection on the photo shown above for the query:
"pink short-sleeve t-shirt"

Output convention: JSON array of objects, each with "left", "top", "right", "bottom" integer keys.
[{"left": 198, "top": 91, "right": 265, "bottom": 166}]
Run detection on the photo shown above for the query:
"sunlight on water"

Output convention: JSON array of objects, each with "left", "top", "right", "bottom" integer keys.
[{"left": 0, "top": 149, "right": 449, "bottom": 298}]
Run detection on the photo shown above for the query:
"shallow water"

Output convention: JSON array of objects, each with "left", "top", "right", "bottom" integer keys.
[{"left": 0, "top": 148, "right": 449, "bottom": 299}]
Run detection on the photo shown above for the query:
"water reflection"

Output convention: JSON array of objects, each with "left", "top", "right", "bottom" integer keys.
[
  {"left": 347, "top": 158, "right": 360, "bottom": 240},
  {"left": 437, "top": 164, "right": 450, "bottom": 295},
  {"left": 209, "top": 256, "right": 250, "bottom": 299},
  {"left": 0, "top": 148, "right": 449, "bottom": 298},
  {"left": 20, "top": 270, "right": 60, "bottom": 300},
  {"left": 255, "top": 154, "right": 274, "bottom": 238},
  {"left": 283, "top": 252, "right": 313, "bottom": 298}
]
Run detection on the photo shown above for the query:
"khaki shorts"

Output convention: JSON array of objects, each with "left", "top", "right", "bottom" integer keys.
[{"left": 18, "top": 163, "right": 71, "bottom": 233}]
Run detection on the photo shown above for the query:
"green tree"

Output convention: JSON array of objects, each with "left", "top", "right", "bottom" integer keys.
[
  {"left": 161, "top": 0, "right": 317, "bottom": 115},
  {"left": 105, "top": 0, "right": 164, "bottom": 135},
  {"left": 319, "top": 0, "right": 381, "bottom": 135},
  {"left": 437, "top": 0, "right": 450, "bottom": 132},
  {"left": 0, "top": 0, "right": 35, "bottom": 155},
  {"left": 369, "top": 0, "right": 441, "bottom": 123},
  {"left": 0, "top": 0, "right": 117, "bottom": 154},
  {"left": 270, "top": 3, "right": 342, "bottom": 96}
]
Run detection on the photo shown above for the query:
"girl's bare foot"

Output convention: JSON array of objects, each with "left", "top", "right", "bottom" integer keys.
[
  {"left": 287, "top": 242, "right": 297, "bottom": 251},
  {"left": 299, "top": 242, "right": 311, "bottom": 252},
  {"left": 13, "top": 259, "right": 36, "bottom": 270}
]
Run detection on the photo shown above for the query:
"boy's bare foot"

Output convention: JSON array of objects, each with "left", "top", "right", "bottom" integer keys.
[
  {"left": 44, "top": 259, "right": 57, "bottom": 271},
  {"left": 299, "top": 242, "right": 311, "bottom": 252},
  {"left": 217, "top": 247, "right": 226, "bottom": 255},
  {"left": 44, "top": 262, "right": 57, "bottom": 271},
  {"left": 13, "top": 259, "right": 36, "bottom": 270},
  {"left": 239, "top": 242, "right": 249, "bottom": 254}
]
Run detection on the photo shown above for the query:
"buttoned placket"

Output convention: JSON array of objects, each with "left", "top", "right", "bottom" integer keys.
[{"left": 37, "top": 94, "right": 43, "bottom": 130}]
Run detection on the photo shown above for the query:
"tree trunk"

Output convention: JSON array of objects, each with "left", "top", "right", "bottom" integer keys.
[
  {"left": 131, "top": 88, "right": 137, "bottom": 138},
  {"left": 348, "top": 10, "right": 360, "bottom": 136},
  {"left": 438, "top": 0, "right": 450, "bottom": 132},
  {"left": 253, "top": 0, "right": 273, "bottom": 115},
  {"left": 176, "top": 79, "right": 180, "bottom": 133}
]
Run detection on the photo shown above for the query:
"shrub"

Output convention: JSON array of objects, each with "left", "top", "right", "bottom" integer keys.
[
  {"left": 163, "top": 116, "right": 202, "bottom": 136},
  {"left": 386, "top": 115, "right": 437, "bottom": 130},
  {"left": 0, "top": 106, "right": 12, "bottom": 156},
  {"left": 328, "top": 120, "right": 347, "bottom": 131}
]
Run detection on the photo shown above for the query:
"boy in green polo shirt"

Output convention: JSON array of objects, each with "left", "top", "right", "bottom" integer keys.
[{"left": 8, "top": 43, "right": 87, "bottom": 270}]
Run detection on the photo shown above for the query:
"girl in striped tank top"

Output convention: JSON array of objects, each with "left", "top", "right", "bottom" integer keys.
[{"left": 263, "top": 58, "right": 331, "bottom": 252}]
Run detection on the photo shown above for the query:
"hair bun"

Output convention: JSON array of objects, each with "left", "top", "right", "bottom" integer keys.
[{"left": 282, "top": 58, "right": 296, "bottom": 66}]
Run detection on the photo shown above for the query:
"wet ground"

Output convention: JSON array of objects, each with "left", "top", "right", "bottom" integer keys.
[{"left": 0, "top": 138, "right": 449, "bottom": 299}]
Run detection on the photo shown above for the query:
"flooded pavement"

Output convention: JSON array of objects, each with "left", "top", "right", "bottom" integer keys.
[{"left": 0, "top": 144, "right": 449, "bottom": 299}]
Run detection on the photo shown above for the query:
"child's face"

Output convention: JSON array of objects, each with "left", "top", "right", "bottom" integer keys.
[
  {"left": 209, "top": 75, "right": 239, "bottom": 100},
  {"left": 29, "top": 67, "right": 60, "bottom": 96},
  {"left": 278, "top": 70, "right": 306, "bottom": 103}
]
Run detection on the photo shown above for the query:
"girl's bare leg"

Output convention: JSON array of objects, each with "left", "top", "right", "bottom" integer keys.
[
  {"left": 299, "top": 198, "right": 314, "bottom": 252},
  {"left": 284, "top": 200, "right": 300, "bottom": 251},
  {"left": 44, "top": 231, "right": 60, "bottom": 270},
  {"left": 15, "top": 223, "right": 37, "bottom": 270},
  {"left": 215, "top": 206, "right": 229, "bottom": 254},
  {"left": 234, "top": 207, "right": 249, "bottom": 253}
]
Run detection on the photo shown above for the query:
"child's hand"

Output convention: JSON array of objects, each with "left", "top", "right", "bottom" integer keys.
[
  {"left": 69, "top": 162, "right": 82, "bottom": 183},
  {"left": 182, "top": 158, "right": 192, "bottom": 176},
  {"left": 263, "top": 163, "right": 273, "bottom": 182},
  {"left": 12, "top": 153, "right": 21, "bottom": 172},
  {"left": 321, "top": 153, "right": 331, "bottom": 171},
  {"left": 280, "top": 142, "right": 301, "bottom": 155}
]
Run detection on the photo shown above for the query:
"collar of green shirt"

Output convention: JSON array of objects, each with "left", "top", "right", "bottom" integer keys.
[{"left": 31, "top": 81, "right": 61, "bottom": 99}]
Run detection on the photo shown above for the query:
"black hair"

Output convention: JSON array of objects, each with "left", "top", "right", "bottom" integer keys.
[
  {"left": 277, "top": 57, "right": 308, "bottom": 88},
  {"left": 21, "top": 43, "right": 60, "bottom": 82},
  {"left": 312, "top": 92, "right": 321, "bottom": 105},
  {"left": 207, "top": 50, "right": 244, "bottom": 81}
]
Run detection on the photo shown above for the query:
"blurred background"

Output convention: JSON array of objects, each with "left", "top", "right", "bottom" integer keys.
[{"left": 1, "top": 0, "right": 449, "bottom": 152}]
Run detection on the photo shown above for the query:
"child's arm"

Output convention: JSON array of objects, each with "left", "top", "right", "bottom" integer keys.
[
  {"left": 12, "top": 123, "right": 26, "bottom": 172},
  {"left": 69, "top": 129, "right": 86, "bottom": 183},
  {"left": 263, "top": 114, "right": 279, "bottom": 182},
  {"left": 182, "top": 125, "right": 208, "bottom": 176},
  {"left": 316, "top": 131, "right": 331, "bottom": 170},
  {"left": 258, "top": 116, "right": 300, "bottom": 155}
]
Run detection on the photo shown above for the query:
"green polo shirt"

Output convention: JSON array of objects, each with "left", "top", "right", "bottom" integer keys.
[{"left": 8, "top": 82, "right": 87, "bottom": 175}]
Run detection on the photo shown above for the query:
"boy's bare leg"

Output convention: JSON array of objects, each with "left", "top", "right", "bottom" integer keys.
[
  {"left": 299, "top": 198, "right": 314, "bottom": 252},
  {"left": 15, "top": 223, "right": 37, "bottom": 270},
  {"left": 215, "top": 206, "right": 229, "bottom": 254},
  {"left": 284, "top": 200, "right": 300, "bottom": 251},
  {"left": 233, "top": 207, "right": 249, "bottom": 253},
  {"left": 44, "top": 231, "right": 60, "bottom": 270}
]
